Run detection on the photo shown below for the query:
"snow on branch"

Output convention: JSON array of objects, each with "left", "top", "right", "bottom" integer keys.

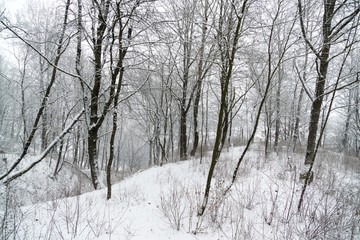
[{"left": 2, "top": 110, "right": 85, "bottom": 185}]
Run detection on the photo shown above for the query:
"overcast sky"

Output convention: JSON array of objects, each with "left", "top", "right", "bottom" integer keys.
[
  {"left": 0, "top": 0, "right": 26, "bottom": 63},
  {"left": 2, "top": 0, "right": 25, "bottom": 17}
]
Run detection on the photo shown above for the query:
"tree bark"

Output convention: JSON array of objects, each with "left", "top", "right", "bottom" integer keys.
[
  {"left": 342, "top": 90, "right": 351, "bottom": 151},
  {"left": 274, "top": 66, "right": 283, "bottom": 152},
  {"left": 87, "top": 0, "right": 111, "bottom": 189},
  {"left": 302, "top": 1, "right": 333, "bottom": 165},
  {"left": 299, "top": 0, "right": 360, "bottom": 164},
  {"left": 293, "top": 87, "right": 304, "bottom": 151}
]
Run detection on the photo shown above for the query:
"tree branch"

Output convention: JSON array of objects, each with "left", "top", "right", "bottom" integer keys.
[
  {"left": 297, "top": 0, "right": 321, "bottom": 59},
  {"left": 2, "top": 110, "right": 85, "bottom": 184},
  {"left": 0, "top": 20, "right": 91, "bottom": 91}
]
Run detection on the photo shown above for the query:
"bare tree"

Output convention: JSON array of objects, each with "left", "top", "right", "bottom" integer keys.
[
  {"left": 198, "top": 0, "right": 250, "bottom": 217},
  {"left": 223, "top": 0, "right": 296, "bottom": 196},
  {"left": 298, "top": 22, "right": 359, "bottom": 210},
  {"left": 190, "top": 0, "right": 215, "bottom": 156},
  {"left": 83, "top": 0, "right": 145, "bottom": 189},
  {"left": 76, "top": 0, "right": 155, "bottom": 190},
  {"left": 0, "top": 0, "right": 72, "bottom": 181},
  {"left": 298, "top": 0, "right": 360, "bottom": 165}
]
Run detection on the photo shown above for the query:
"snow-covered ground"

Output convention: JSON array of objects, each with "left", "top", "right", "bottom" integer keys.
[{"left": 1, "top": 146, "right": 359, "bottom": 239}]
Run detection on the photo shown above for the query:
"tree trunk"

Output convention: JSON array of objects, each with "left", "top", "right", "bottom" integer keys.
[
  {"left": 191, "top": 94, "right": 200, "bottom": 157},
  {"left": 88, "top": 128, "right": 101, "bottom": 189},
  {"left": 39, "top": 57, "right": 48, "bottom": 152},
  {"left": 190, "top": 0, "right": 210, "bottom": 156},
  {"left": 304, "top": 38, "right": 331, "bottom": 164},
  {"left": 342, "top": 88, "right": 353, "bottom": 151},
  {"left": 106, "top": 1, "right": 133, "bottom": 197},
  {"left": 274, "top": 67, "right": 282, "bottom": 152},
  {"left": 355, "top": 79, "right": 360, "bottom": 156},
  {"left": 86, "top": 0, "right": 111, "bottom": 189},
  {"left": 73, "top": 125, "right": 80, "bottom": 165},
  {"left": 106, "top": 108, "right": 118, "bottom": 199},
  {"left": 179, "top": 106, "right": 188, "bottom": 160},
  {"left": 298, "top": 0, "right": 359, "bottom": 165},
  {"left": 293, "top": 87, "right": 304, "bottom": 151},
  {"left": 264, "top": 109, "right": 271, "bottom": 158}
]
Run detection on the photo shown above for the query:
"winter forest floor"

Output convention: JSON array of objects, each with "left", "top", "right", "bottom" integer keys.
[{"left": 1, "top": 146, "right": 360, "bottom": 239}]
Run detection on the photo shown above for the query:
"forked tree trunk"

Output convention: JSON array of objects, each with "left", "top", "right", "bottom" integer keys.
[{"left": 86, "top": 0, "right": 111, "bottom": 189}]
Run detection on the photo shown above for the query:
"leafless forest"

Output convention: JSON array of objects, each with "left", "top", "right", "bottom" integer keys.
[{"left": 0, "top": 0, "right": 359, "bottom": 239}]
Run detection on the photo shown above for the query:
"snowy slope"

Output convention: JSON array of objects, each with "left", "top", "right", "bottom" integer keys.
[{"left": 2, "top": 147, "right": 360, "bottom": 239}]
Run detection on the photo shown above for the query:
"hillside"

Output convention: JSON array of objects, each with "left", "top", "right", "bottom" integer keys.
[{"left": 1, "top": 147, "right": 359, "bottom": 239}]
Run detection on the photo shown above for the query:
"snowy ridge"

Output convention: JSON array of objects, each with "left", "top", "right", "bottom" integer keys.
[{"left": 2, "top": 147, "right": 360, "bottom": 239}]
